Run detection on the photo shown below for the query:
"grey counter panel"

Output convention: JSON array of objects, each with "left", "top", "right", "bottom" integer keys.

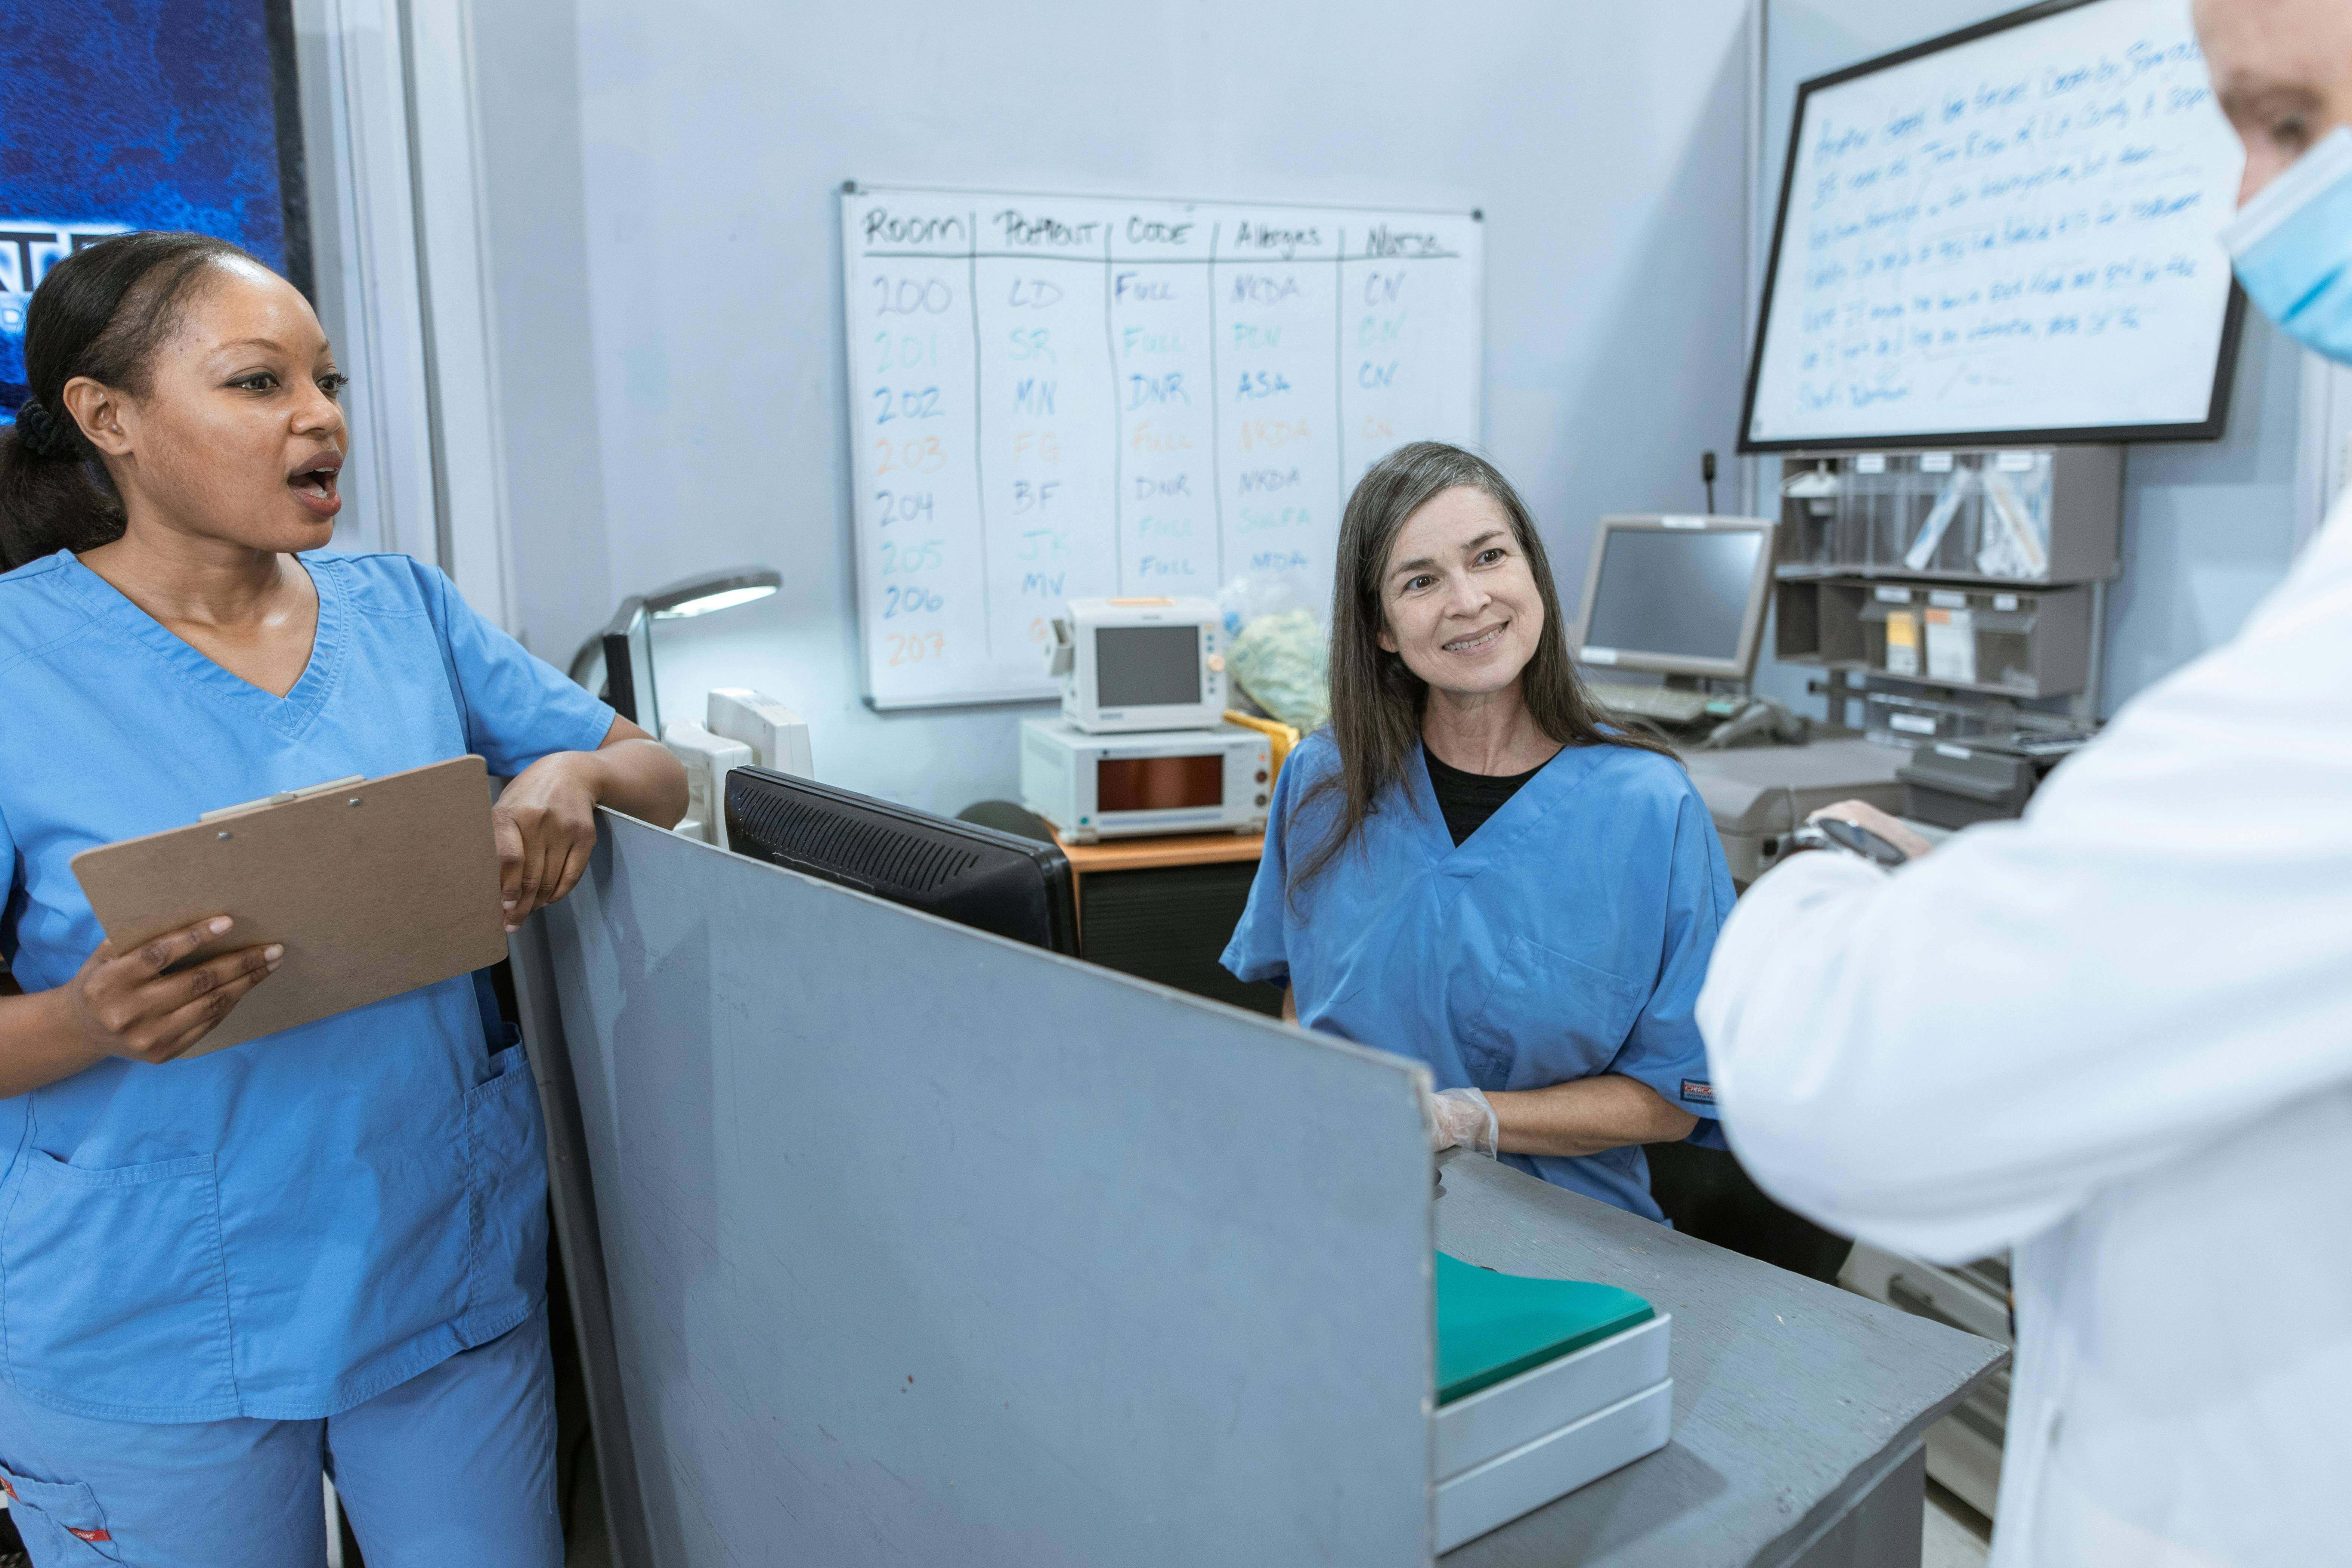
[
  {"left": 528, "top": 812, "right": 2003, "bottom": 1566},
  {"left": 534, "top": 812, "right": 1436, "bottom": 1567},
  {"left": 1435, "top": 1157, "right": 2005, "bottom": 1566}
]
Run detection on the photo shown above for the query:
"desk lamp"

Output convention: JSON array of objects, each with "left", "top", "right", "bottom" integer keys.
[{"left": 567, "top": 566, "right": 781, "bottom": 733}]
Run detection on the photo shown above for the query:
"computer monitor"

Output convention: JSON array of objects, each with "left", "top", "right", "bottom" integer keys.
[
  {"left": 723, "top": 767, "right": 1080, "bottom": 956},
  {"left": 589, "top": 597, "right": 659, "bottom": 733},
  {"left": 1572, "top": 515, "right": 1776, "bottom": 681}
]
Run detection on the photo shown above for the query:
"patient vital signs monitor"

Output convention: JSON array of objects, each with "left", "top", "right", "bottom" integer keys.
[
  {"left": 1575, "top": 516, "right": 1776, "bottom": 681},
  {"left": 1049, "top": 597, "right": 1228, "bottom": 733}
]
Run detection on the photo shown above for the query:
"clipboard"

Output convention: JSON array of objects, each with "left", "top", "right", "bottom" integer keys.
[{"left": 71, "top": 755, "right": 509, "bottom": 1057}]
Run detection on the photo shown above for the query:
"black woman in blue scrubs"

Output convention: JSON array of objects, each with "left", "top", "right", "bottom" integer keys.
[{"left": 0, "top": 232, "right": 686, "bottom": 1563}]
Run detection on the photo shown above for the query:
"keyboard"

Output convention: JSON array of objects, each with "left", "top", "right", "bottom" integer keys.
[{"left": 1585, "top": 682, "right": 1715, "bottom": 724}]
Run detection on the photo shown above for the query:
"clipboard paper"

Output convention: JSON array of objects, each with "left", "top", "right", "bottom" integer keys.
[{"left": 70, "top": 755, "right": 509, "bottom": 1057}]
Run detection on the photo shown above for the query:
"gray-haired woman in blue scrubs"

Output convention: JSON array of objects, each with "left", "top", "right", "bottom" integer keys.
[{"left": 0, "top": 232, "right": 686, "bottom": 1564}]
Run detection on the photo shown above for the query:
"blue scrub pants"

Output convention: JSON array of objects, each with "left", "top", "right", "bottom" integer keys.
[{"left": 0, "top": 1306, "right": 562, "bottom": 1567}]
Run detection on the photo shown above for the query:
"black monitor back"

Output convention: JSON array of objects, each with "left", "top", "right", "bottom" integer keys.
[{"left": 724, "top": 767, "right": 1078, "bottom": 956}]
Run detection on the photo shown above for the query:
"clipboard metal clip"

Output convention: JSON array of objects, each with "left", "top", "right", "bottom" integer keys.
[{"left": 198, "top": 776, "right": 368, "bottom": 824}]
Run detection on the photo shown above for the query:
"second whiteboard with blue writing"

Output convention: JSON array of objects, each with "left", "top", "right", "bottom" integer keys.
[
  {"left": 842, "top": 185, "right": 1483, "bottom": 709},
  {"left": 1742, "top": 0, "right": 2246, "bottom": 451}
]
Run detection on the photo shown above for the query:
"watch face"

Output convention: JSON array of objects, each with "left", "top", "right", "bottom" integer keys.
[{"left": 1815, "top": 816, "right": 1908, "bottom": 867}]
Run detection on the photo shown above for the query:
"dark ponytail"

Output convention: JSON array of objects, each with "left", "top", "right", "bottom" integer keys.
[{"left": 0, "top": 231, "right": 264, "bottom": 572}]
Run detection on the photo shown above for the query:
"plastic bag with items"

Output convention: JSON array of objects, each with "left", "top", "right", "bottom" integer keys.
[{"left": 1218, "top": 572, "right": 1329, "bottom": 732}]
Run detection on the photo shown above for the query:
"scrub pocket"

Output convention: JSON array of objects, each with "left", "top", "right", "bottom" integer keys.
[
  {"left": 0, "top": 1152, "right": 237, "bottom": 1420},
  {"left": 464, "top": 1043, "right": 550, "bottom": 1320},
  {"left": 0, "top": 1466, "right": 124, "bottom": 1564},
  {"left": 1458, "top": 935, "right": 1645, "bottom": 1089}
]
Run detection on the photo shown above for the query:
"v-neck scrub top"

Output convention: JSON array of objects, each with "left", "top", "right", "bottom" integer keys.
[
  {"left": 1423, "top": 749, "right": 1547, "bottom": 845},
  {"left": 0, "top": 548, "right": 615, "bottom": 1423},
  {"left": 1222, "top": 731, "right": 1733, "bottom": 1221}
]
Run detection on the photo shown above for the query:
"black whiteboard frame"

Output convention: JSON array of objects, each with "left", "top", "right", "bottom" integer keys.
[{"left": 1737, "top": 0, "right": 2247, "bottom": 454}]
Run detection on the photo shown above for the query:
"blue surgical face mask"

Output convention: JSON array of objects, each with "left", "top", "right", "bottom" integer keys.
[{"left": 2224, "top": 124, "right": 2352, "bottom": 364}]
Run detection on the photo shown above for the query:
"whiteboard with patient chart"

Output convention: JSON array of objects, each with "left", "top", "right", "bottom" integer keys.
[
  {"left": 841, "top": 185, "right": 1483, "bottom": 709},
  {"left": 1741, "top": 0, "right": 2247, "bottom": 451}
]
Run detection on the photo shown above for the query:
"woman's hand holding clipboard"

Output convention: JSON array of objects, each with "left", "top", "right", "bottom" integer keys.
[
  {"left": 42, "top": 915, "right": 283, "bottom": 1066},
  {"left": 71, "top": 755, "right": 509, "bottom": 1059}
]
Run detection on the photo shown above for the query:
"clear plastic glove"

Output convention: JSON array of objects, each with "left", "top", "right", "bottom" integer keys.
[{"left": 1427, "top": 1086, "right": 1499, "bottom": 1158}]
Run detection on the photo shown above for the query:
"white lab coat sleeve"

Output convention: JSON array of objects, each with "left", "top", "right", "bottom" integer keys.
[{"left": 1696, "top": 523, "right": 2352, "bottom": 1265}]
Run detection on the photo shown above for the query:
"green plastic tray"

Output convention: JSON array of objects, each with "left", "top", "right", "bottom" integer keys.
[{"left": 1435, "top": 1252, "right": 1655, "bottom": 1405}]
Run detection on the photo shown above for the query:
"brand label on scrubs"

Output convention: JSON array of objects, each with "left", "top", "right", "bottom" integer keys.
[
  {"left": 68, "top": 1528, "right": 112, "bottom": 1543},
  {"left": 1680, "top": 1079, "right": 1715, "bottom": 1105}
]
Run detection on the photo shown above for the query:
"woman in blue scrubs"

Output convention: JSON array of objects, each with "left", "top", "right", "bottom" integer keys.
[
  {"left": 1223, "top": 442, "right": 1733, "bottom": 1222},
  {"left": 0, "top": 233, "right": 685, "bottom": 1564}
]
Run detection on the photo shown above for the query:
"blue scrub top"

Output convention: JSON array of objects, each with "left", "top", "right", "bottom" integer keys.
[
  {"left": 0, "top": 548, "right": 615, "bottom": 1423},
  {"left": 1222, "top": 731, "right": 1733, "bottom": 1221}
]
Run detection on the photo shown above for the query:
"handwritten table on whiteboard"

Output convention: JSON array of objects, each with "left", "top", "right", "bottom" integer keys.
[{"left": 841, "top": 185, "right": 1482, "bottom": 709}]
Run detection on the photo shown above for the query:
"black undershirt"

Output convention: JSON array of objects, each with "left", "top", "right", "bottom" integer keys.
[{"left": 1423, "top": 748, "right": 1553, "bottom": 846}]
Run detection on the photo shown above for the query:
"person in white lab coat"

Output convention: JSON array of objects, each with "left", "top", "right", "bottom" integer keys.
[{"left": 1695, "top": 4, "right": 2352, "bottom": 1565}]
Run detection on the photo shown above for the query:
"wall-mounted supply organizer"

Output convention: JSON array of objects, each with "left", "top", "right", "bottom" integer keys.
[
  {"left": 1775, "top": 446, "right": 2122, "bottom": 586},
  {"left": 1863, "top": 689, "right": 1994, "bottom": 746},
  {"left": 1774, "top": 581, "right": 2092, "bottom": 699},
  {"left": 1772, "top": 447, "right": 2123, "bottom": 823}
]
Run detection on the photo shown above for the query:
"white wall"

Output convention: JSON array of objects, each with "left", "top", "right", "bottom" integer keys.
[
  {"left": 1750, "top": 0, "right": 2309, "bottom": 721},
  {"left": 470, "top": 0, "right": 1757, "bottom": 815},
  {"left": 290, "top": 0, "right": 439, "bottom": 567}
]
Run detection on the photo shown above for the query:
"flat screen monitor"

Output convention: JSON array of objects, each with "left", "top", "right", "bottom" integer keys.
[
  {"left": 1574, "top": 516, "right": 1776, "bottom": 681},
  {"left": 2, "top": 0, "right": 311, "bottom": 420},
  {"left": 1740, "top": 0, "right": 2247, "bottom": 452},
  {"left": 724, "top": 767, "right": 1080, "bottom": 956}
]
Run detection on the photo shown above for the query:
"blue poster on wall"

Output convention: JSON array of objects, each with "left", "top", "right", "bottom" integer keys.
[{"left": 0, "top": 0, "right": 305, "bottom": 418}]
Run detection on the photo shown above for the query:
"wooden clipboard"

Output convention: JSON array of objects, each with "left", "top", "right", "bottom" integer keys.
[{"left": 71, "top": 755, "right": 508, "bottom": 1057}]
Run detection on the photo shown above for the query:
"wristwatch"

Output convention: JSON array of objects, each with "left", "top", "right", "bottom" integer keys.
[{"left": 1786, "top": 815, "right": 1912, "bottom": 868}]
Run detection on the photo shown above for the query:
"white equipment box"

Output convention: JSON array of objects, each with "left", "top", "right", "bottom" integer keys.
[{"left": 1019, "top": 718, "right": 1269, "bottom": 843}]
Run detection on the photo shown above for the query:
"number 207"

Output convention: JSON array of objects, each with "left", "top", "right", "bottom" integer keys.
[{"left": 886, "top": 631, "right": 946, "bottom": 665}]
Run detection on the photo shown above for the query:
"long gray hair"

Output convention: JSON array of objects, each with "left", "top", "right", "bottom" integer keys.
[{"left": 1287, "top": 442, "right": 1674, "bottom": 896}]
